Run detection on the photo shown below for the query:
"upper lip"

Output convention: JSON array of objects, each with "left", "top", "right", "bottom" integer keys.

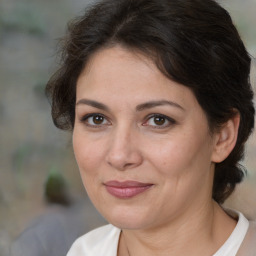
[{"left": 104, "top": 180, "right": 153, "bottom": 187}]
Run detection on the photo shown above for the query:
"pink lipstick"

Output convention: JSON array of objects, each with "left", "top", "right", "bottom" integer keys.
[{"left": 104, "top": 180, "right": 153, "bottom": 199}]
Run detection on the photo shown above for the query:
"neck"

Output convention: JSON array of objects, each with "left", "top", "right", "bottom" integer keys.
[{"left": 118, "top": 201, "right": 236, "bottom": 256}]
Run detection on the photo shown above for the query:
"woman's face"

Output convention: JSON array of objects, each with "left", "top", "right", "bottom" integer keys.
[{"left": 73, "top": 46, "right": 218, "bottom": 230}]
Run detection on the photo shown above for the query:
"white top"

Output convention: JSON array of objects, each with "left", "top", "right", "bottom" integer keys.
[
  {"left": 213, "top": 211, "right": 249, "bottom": 256},
  {"left": 67, "top": 211, "right": 249, "bottom": 256}
]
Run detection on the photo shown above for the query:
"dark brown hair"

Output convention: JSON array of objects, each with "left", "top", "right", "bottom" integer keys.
[{"left": 46, "top": 0, "right": 255, "bottom": 204}]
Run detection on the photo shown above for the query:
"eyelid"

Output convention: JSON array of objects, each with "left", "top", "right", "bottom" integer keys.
[
  {"left": 80, "top": 113, "right": 111, "bottom": 127},
  {"left": 78, "top": 112, "right": 176, "bottom": 129},
  {"left": 142, "top": 113, "right": 176, "bottom": 128}
]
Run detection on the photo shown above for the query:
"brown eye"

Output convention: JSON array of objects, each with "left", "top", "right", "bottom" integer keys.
[
  {"left": 142, "top": 114, "right": 176, "bottom": 129},
  {"left": 93, "top": 115, "right": 105, "bottom": 125},
  {"left": 82, "top": 114, "right": 109, "bottom": 127},
  {"left": 154, "top": 116, "right": 166, "bottom": 126}
]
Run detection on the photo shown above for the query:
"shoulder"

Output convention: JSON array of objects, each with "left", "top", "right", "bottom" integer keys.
[
  {"left": 237, "top": 220, "right": 256, "bottom": 256},
  {"left": 67, "top": 224, "right": 121, "bottom": 256}
]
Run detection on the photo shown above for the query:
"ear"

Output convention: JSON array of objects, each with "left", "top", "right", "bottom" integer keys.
[{"left": 211, "top": 112, "right": 240, "bottom": 163}]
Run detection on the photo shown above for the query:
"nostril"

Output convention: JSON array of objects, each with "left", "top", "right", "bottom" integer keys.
[
  {"left": 123, "top": 163, "right": 134, "bottom": 168},
  {"left": 106, "top": 148, "right": 143, "bottom": 171},
  {"left": 105, "top": 130, "right": 143, "bottom": 171}
]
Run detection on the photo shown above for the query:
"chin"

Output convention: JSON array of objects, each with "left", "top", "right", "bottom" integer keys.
[
  {"left": 109, "top": 218, "right": 148, "bottom": 230},
  {"left": 99, "top": 205, "right": 154, "bottom": 230}
]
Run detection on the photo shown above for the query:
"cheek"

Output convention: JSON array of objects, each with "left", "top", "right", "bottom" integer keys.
[
  {"left": 146, "top": 135, "right": 214, "bottom": 209},
  {"left": 73, "top": 131, "right": 103, "bottom": 178},
  {"left": 145, "top": 132, "right": 213, "bottom": 179},
  {"left": 73, "top": 133, "right": 105, "bottom": 203}
]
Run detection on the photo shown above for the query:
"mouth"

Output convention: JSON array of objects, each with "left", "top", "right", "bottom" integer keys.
[{"left": 104, "top": 180, "right": 154, "bottom": 199}]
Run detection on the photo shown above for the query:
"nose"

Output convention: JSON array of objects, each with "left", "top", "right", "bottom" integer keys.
[{"left": 105, "top": 126, "right": 143, "bottom": 171}]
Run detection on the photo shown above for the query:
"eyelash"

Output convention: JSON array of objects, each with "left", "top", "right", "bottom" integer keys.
[
  {"left": 80, "top": 113, "right": 111, "bottom": 128},
  {"left": 79, "top": 113, "right": 176, "bottom": 129},
  {"left": 142, "top": 114, "right": 176, "bottom": 129}
]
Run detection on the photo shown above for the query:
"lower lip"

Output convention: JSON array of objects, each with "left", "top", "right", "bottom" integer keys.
[{"left": 105, "top": 185, "right": 153, "bottom": 199}]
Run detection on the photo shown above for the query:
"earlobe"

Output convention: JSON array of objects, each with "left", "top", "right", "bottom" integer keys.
[{"left": 211, "top": 113, "right": 240, "bottom": 163}]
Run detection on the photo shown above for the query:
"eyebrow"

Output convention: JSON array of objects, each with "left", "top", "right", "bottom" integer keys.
[
  {"left": 76, "top": 99, "right": 110, "bottom": 111},
  {"left": 76, "top": 99, "right": 184, "bottom": 112},
  {"left": 136, "top": 100, "right": 184, "bottom": 111}
]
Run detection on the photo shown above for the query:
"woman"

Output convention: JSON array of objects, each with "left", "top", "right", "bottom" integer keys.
[{"left": 46, "top": 0, "right": 256, "bottom": 255}]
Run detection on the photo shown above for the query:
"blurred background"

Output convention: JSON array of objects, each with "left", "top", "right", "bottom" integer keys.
[{"left": 0, "top": 0, "right": 255, "bottom": 255}]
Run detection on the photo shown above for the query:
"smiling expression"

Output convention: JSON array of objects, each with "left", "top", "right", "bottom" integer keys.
[{"left": 73, "top": 46, "right": 218, "bottom": 230}]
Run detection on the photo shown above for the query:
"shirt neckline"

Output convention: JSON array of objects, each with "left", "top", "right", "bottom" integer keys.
[
  {"left": 114, "top": 210, "right": 249, "bottom": 256},
  {"left": 213, "top": 210, "right": 249, "bottom": 256}
]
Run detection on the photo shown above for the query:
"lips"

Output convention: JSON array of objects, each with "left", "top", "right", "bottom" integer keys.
[{"left": 104, "top": 180, "right": 153, "bottom": 199}]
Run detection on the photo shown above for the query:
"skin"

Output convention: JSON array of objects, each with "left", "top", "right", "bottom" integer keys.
[{"left": 73, "top": 46, "right": 239, "bottom": 255}]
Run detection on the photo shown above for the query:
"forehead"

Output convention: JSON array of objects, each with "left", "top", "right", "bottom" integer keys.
[
  {"left": 80, "top": 45, "right": 157, "bottom": 83},
  {"left": 76, "top": 46, "right": 202, "bottom": 114}
]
